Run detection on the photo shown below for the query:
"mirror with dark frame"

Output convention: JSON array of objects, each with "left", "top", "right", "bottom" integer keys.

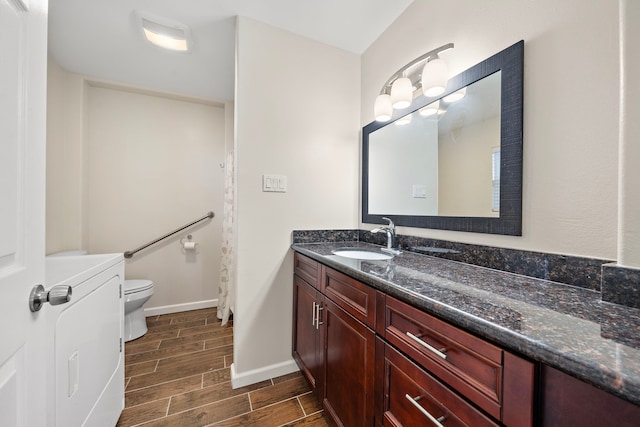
[{"left": 362, "top": 40, "right": 523, "bottom": 235}]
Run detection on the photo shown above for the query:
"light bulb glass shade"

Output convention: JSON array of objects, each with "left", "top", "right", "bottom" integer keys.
[
  {"left": 422, "top": 57, "right": 448, "bottom": 98},
  {"left": 443, "top": 87, "right": 467, "bottom": 103},
  {"left": 390, "top": 77, "right": 413, "bottom": 109},
  {"left": 419, "top": 100, "right": 440, "bottom": 117},
  {"left": 374, "top": 94, "right": 393, "bottom": 122},
  {"left": 395, "top": 115, "right": 412, "bottom": 126}
]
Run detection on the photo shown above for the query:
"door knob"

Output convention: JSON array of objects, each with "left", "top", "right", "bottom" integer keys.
[{"left": 29, "top": 284, "right": 72, "bottom": 312}]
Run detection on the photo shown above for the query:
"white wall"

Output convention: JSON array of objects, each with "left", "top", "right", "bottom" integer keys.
[
  {"left": 369, "top": 117, "right": 439, "bottom": 215},
  {"left": 46, "top": 65, "right": 227, "bottom": 311},
  {"left": 438, "top": 116, "right": 499, "bottom": 217},
  {"left": 46, "top": 59, "right": 85, "bottom": 253},
  {"left": 361, "top": 0, "right": 620, "bottom": 260},
  {"left": 232, "top": 17, "right": 360, "bottom": 386}
]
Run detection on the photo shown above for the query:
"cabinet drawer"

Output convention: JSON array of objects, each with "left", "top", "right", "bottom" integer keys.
[
  {"left": 384, "top": 296, "right": 503, "bottom": 418},
  {"left": 294, "top": 252, "right": 321, "bottom": 289},
  {"left": 322, "top": 266, "right": 377, "bottom": 328},
  {"left": 379, "top": 341, "right": 499, "bottom": 427}
]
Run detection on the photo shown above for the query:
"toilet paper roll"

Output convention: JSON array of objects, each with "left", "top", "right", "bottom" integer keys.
[{"left": 183, "top": 241, "right": 197, "bottom": 250}]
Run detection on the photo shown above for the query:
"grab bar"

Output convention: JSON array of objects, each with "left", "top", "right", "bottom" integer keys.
[{"left": 124, "top": 211, "right": 214, "bottom": 259}]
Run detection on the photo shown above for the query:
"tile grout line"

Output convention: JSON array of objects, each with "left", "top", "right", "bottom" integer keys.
[
  {"left": 124, "top": 372, "right": 206, "bottom": 398},
  {"left": 125, "top": 344, "right": 231, "bottom": 367},
  {"left": 297, "top": 395, "right": 307, "bottom": 417},
  {"left": 119, "top": 310, "right": 326, "bottom": 426},
  {"left": 165, "top": 396, "right": 172, "bottom": 417},
  {"left": 159, "top": 388, "right": 254, "bottom": 420}
]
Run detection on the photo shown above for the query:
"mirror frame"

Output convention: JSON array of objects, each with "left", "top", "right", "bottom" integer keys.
[{"left": 362, "top": 40, "right": 524, "bottom": 235}]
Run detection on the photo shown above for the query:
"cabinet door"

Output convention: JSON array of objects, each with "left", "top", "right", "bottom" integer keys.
[
  {"left": 292, "top": 275, "right": 322, "bottom": 396},
  {"left": 541, "top": 365, "right": 640, "bottom": 427},
  {"left": 322, "top": 297, "right": 375, "bottom": 427}
]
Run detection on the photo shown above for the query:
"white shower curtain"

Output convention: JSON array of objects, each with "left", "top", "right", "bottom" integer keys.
[{"left": 218, "top": 150, "right": 235, "bottom": 325}]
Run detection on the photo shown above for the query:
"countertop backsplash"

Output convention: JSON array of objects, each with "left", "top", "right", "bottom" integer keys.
[{"left": 292, "top": 229, "right": 638, "bottom": 307}]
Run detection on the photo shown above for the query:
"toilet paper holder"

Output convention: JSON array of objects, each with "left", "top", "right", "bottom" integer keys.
[{"left": 180, "top": 235, "right": 197, "bottom": 250}]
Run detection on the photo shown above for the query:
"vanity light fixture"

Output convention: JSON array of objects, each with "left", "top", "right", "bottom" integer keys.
[
  {"left": 395, "top": 114, "right": 412, "bottom": 126},
  {"left": 443, "top": 87, "right": 467, "bottom": 103},
  {"left": 135, "top": 11, "right": 192, "bottom": 52},
  {"left": 390, "top": 77, "right": 413, "bottom": 109},
  {"left": 419, "top": 100, "right": 440, "bottom": 117},
  {"left": 374, "top": 43, "right": 453, "bottom": 122}
]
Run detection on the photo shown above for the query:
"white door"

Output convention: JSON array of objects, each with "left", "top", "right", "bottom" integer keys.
[{"left": 0, "top": 0, "right": 49, "bottom": 426}]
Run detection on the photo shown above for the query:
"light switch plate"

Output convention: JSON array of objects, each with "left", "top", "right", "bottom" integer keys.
[
  {"left": 412, "top": 184, "right": 427, "bottom": 198},
  {"left": 263, "top": 174, "right": 287, "bottom": 192}
]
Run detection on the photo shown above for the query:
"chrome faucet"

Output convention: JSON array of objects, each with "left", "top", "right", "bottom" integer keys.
[{"left": 371, "top": 217, "right": 402, "bottom": 255}]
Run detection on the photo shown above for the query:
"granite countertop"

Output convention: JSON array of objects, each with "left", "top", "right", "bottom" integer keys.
[{"left": 291, "top": 241, "right": 640, "bottom": 406}]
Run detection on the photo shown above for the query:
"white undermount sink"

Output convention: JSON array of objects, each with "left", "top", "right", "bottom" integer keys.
[{"left": 331, "top": 248, "right": 393, "bottom": 260}]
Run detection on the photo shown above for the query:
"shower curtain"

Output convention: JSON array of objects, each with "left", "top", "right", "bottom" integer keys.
[{"left": 218, "top": 150, "right": 235, "bottom": 325}]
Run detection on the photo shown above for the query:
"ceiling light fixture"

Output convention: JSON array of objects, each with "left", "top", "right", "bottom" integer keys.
[
  {"left": 374, "top": 43, "right": 453, "bottom": 122},
  {"left": 135, "top": 11, "right": 192, "bottom": 52}
]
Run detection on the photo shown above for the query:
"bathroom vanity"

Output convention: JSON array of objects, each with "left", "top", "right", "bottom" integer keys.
[{"left": 291, "top": 241, "right": 640, "bottom": 427}]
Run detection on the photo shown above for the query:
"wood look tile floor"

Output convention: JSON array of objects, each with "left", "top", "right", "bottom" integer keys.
[{"left": 117, "top": 308, "right": 330, "bottom": 427}]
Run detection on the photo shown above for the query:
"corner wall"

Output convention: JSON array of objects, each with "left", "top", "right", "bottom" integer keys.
[
  {"left": 233, "top": 17, "right": 360, "bottom": 385},
  {"left": 361, "top": 0, "right": 620, "bottom": 260},
  {"left": 46, "top": 59, "right": 85, "bottom": 253}
]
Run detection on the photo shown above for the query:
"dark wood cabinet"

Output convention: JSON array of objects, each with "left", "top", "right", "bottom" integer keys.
[
  {"left": 383, "top": 295, "right": 535, "bottom": 425},
  {"left": 376, "top": 338, "right": 499, "bottom": 427},
  {"left": 293, "top": 253, "right": 376, "bottom": 426},
  {"left": 294, "top": 253, "right": 535, "bottom": 426},
  {"left": 322, "top": 265, "right": 377, "bottom": 328},
  {"left": 540, "top": 365, "right": 640, "bottom": 427},
  {"left": 292, "top": 274, "right": 323, "bottom": 398},
  {"left": 294, "top": 251, "right": 639, "bottom": 427},
  {"left": 322, "top": 296, "right": 375, "bottom": 427}
]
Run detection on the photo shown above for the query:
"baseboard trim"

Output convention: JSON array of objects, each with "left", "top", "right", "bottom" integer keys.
[
  {"left": 230, "top": 359, "right": 299, "bottom": 389},
  {"left": 144, "top": 299, "right": 218, "bottom": 317}
]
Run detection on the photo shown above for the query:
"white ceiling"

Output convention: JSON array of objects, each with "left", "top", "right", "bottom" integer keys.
[{"left": 48, "top": 0, "right": 414, "bottom": 101}]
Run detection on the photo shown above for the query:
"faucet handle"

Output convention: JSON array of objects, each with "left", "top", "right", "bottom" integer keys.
[{"left": 382, "top": 217, "right": 395, "bottom": 229}]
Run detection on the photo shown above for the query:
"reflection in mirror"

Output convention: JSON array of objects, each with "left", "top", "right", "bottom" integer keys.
[
  {"left": 362, "top": 40, "right": 523, "bottom": 235},
  {"left": 369, "top": 72, "right": 501, "bottom": 217}
]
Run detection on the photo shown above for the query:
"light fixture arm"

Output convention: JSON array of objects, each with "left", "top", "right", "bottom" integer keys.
[{"left": 378, "top": 43, "right": 454, "bottom": 95}]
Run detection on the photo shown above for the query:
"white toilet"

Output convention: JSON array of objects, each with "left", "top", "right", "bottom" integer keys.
[{"left": 123, "top": 279, "right": 154, "bottom": 342}]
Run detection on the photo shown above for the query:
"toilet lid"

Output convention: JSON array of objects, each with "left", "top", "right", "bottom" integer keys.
[{"left": 124, "top": 279, "right": 153, "bottom": 295}]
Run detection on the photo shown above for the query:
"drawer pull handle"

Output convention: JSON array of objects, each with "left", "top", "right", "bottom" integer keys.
[
  {"left": 405, "top": 394, "right": 446, "bottom": 427},
  {"left": 406, "top": 332, "right": 447, "bottom": 359}
]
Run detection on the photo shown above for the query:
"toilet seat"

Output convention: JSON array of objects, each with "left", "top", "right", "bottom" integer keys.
[{"left": 124, "top": 279, "right": 153, "bottom": 295}]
